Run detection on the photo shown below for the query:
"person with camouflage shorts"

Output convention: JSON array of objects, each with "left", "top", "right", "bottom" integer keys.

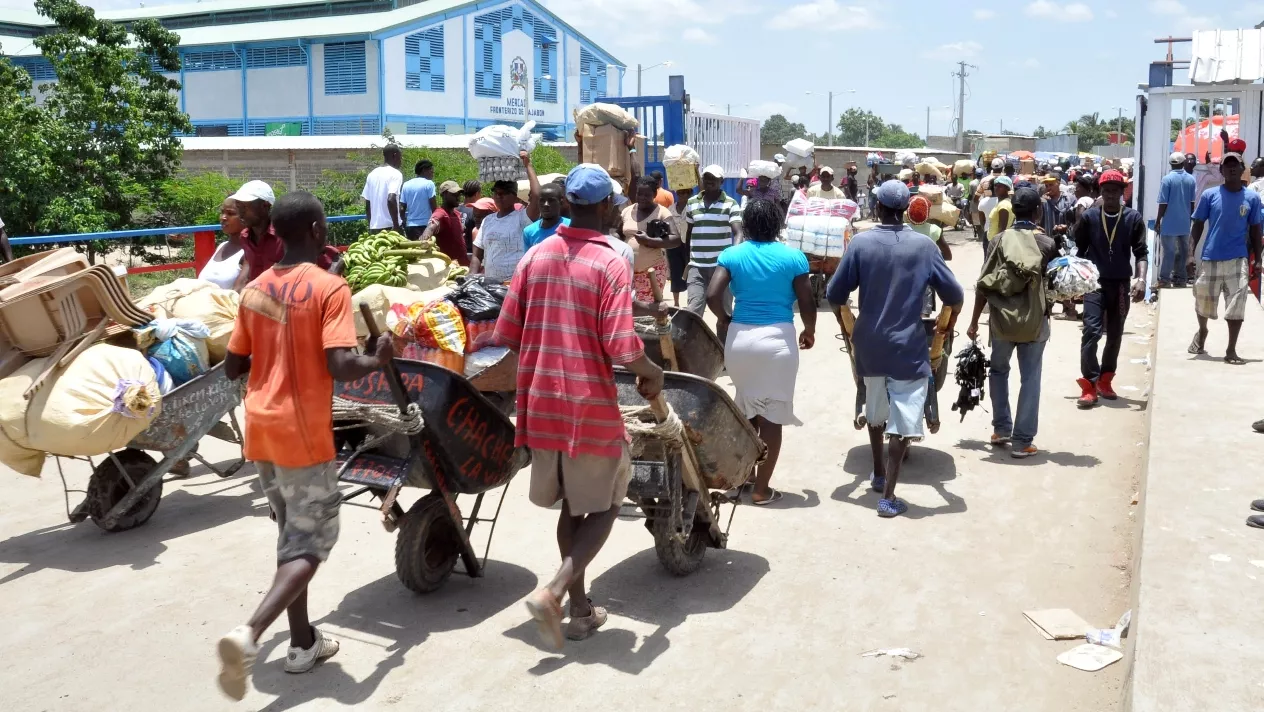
[{"left": 217, "top": 192, "right": 394, "bottom": 701}]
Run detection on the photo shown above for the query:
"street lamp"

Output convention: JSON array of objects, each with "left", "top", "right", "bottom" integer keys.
[
  {"left": 636, "top": 60, "right": 672, "bottom": 97},
  {"left": 806, "top": 89, "right": 855, "bottom": 146},
  {"left": 726, "top": 102, "right": 749, "bottom": 116}
]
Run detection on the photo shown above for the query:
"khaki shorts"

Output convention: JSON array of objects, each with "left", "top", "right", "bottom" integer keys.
[
  {"left": 529, "top": 445, "right": 631, "bottom": 515},
  {"left": 257, "top": 460, "right": 341, "bottom": 563}
]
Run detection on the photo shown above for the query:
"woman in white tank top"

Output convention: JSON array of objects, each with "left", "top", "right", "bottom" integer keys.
[{"left": 198, "top": 198, "right": 246, "bottom": 290}]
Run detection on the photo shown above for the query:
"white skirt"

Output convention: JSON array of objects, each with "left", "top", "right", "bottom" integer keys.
[{"left": 725, "top": 321, "right": 802, "bottom": 426}]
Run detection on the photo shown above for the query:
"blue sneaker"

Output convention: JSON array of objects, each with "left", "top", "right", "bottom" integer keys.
[
  {"left": 877, "top": 498, "right": 908, "bottom": 518},
  {"left": 869, "top": 471, "right": 886, "bottom": 492}
]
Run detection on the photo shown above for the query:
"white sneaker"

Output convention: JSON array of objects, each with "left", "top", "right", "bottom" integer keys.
[
  {"left": 217, "top": 625, "right": 258, "bottom": 701},
  {"left": 284, "top": 627, "right": 340, "bottom": 674}
]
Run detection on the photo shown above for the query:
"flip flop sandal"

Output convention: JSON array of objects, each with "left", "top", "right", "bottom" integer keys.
[
  {"left": 1226, "top": 355, "right": 1247, "bottom": 365},
  {"left": 751, "top": 489, "right": 784, "bottom": 506},
  {"left": 1188, "top": 334, "right": 1207, "bottom": 355},
  {"left": 1247, "top": 514, "right": 1264, "bottom": 529}
]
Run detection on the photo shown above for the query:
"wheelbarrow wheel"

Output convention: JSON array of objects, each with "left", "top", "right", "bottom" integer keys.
[
  {"left": 651, "top": 513, "right": 708, "bottom": 577},
  {"left": 87, "top": 449, "right": 163, "bottom": 533},
  {"left": 395, "top": 492, "right": 461, "bottom": 594}
]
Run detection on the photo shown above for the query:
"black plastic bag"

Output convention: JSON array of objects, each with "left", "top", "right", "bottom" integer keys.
[
  {"left": 950, "top": 341, "right": 990, "bottom": 421},
  {"left": 447, "top": 276, "right": 506, "bottom": 321}
]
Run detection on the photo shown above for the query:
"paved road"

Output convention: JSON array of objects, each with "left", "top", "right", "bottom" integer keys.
[{"left": 0, "top": 232, "right": 1149, "bottom": 711}]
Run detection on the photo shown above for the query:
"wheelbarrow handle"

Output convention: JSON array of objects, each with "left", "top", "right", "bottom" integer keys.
[
  {"left": 358, "top": 302, "right": 411, "bottom": 415},
  {"left": 646, "top": 267, "right": 678, "bottom": 372}
]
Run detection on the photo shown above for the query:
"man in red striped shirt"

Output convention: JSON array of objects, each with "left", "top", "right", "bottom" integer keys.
[{"left": 494, "top": 164, "right": 665, "bottom": 649}]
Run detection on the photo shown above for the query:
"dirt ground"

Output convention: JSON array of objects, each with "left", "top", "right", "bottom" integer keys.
[{"left": 0, "top": 232, "right": 1150, "bottom": 712}]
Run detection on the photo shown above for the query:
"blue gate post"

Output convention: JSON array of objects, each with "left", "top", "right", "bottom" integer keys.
[{"left": 597, "top": 75, "right": 687, "bottom": 181}]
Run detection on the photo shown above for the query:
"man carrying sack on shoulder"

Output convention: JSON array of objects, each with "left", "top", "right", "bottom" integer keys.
[{"left": 966, "top": 186, "right": 1058, "bottom": 459}]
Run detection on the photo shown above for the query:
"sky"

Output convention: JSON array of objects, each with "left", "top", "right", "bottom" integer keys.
[{"left": 3, "top": 0, "right": 1262, "bottom": 137}]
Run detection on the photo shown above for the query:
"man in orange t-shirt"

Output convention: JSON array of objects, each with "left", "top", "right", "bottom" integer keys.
[{"left": 215, "top": 192, "right": 393, "bottom": 701}]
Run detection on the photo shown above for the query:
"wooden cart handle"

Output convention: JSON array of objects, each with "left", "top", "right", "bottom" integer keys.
[
  {"left": 646, "top": 267, "right": 678, "bottom": 372},
  {"left": 358, "top": 303, "right": 411, "bottom": 415}
]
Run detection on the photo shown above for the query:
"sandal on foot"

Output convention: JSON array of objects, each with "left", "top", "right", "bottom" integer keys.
[
  {"left": 1252, "top": 499, "right": 1264, "bottom": 512},
  {"left": 751, "top": 489, "right": 784, "bottom": 506},
  {"left": 877, "top": 498, "right": 908, "bottom": 518},
  {"left": 1189, "top": 333, "right": 1207, "bottom": 355},
  {"left": 1226, "top": 354, "right": 1247, "bottom": 365},
  {"left": 1248, "top": 514, "right": 1264, "bottom": 530},
  {"left": 524, "top": 590, "right": 564, "bottom": 650},
  {"left": 869, "top": 471, "right": 886, "bottom": 492}
]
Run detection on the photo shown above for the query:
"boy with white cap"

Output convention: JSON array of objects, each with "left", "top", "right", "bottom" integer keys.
[
  {"left": 683, "top": 165, "right": 740, "bottom": 317},
  {"left": 1155, "top": 150, "right": 1198, "bottom": 287}
]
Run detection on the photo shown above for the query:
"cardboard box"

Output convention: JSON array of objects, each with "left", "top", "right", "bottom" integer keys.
[{"left": 580, "top": 124, "right": 645, "bottom": 180}]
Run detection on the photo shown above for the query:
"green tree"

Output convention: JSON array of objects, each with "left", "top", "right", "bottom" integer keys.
[
  {"left": 835, "top": 108, "right": 884, "bottom": 146},
  {"left": 872, "top": 126, "right": 926, "bottom": 149},
  {"left": 0, "top": 0, "right": 190, "bottom": 241},
  {"left": 760, "top": 114, "right": 810, "bottom": 146},
  {"left": 1032, "top": 126, "right": 1054, "bottom": 139}
]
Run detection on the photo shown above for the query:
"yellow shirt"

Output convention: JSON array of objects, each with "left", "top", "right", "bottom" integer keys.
[
  {"left": 807, "top": 184, "right": 847, "bottom": 200},
  {"left": 988, "top": 198, "right": 1013, "bottom": 239}
]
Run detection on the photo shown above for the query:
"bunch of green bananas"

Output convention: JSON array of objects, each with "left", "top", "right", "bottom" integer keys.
[{"left": 343, "top": 231, "right": 454, "bottom": 292}]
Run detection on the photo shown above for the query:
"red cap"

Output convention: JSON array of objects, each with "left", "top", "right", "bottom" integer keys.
[
  {"left": 1229, "top": 137, "right": 1248, "bottom": 154},
  {"left": 907, "top": 195, "right": 930, "bottom": 224},
  {"left": 1099, "top": 169, "right": 1126, "bottom": 185}
]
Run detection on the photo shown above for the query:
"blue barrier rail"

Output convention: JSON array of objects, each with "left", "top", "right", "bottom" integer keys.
[{"left": 10, "top": 214, "right": 368, "bottom": 247}]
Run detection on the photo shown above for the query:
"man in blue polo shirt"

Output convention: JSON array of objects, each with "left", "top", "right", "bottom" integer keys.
[
  {"left": 827, "top": 180, "right": 964, "bottom": 518},
  {"left": 400, "top": 159, "right": 437, "bottom": 239},
  {"left": 1188, "top": 150, "right": 1263, "bottom": 364},
  {"left": 1155, "top": 151, "right": 1198, "bottom": 287}
]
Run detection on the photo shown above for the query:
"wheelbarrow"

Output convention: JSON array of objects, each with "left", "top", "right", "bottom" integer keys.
[
  {"left": 56, "top": 362, "right": 246, "bottom": 532},
  {"left": 635, "top": 307, "right": 725, "bottom": 380},
  {"left": 614, "top": 368, "right": 765, "bottom": 576},
  {"left": 333, "top": 356, "right": 527, "bottom": 594}
]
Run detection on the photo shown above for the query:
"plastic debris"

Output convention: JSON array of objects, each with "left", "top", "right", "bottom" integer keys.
[
  {"left": 1086, "top": 610, "right": 1131, "bottom": 648},
  {"left": 861, "top": 648, "right": 922, "bottom": 660},
  {"left": 1024, "top": 609, "right": 1091, "bottom": 640},
  {"left": 1057, "top": 643, "right": 1124, "bottom": 672}
]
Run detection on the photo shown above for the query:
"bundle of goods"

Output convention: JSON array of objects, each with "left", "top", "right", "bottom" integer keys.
[
  {"left": 915, "top": 185, "right": 961, "bottom": 226},
  {"left": 895, "top": 150, "right": 918, "bottom": 169},
  {"left": 914, "top": 161, "right": 944, "bottom": 179},
  {"left": 0, "top": 343, "right": 162, "bottom": 476},
  {"left": 898, "top": 168, "right": 915, "bottom": 182},
  {"left": 782, "top": 138, "right": 815, "bottom": 169},
  {"left": 134, "top": 318, "right": 211, "bottom": 388},
  {"left": 137, "top": 279, "right": 238, "bottom": 364},
  {"left": 352, "top": 284, "right": 450, "bottom": 340},
  {"left": 388, "top": 298, "right": 468, "bottom": 373},
  {"left": 470, "top": 122, "right": 542, "bottom": 182},
  {"left": 663, "top": 145, "right": 701, "bottom": 191},
  {"left": 953, "top": 159, "right": 975, "bottom": 176},
  {"left": 1019, "top": 158, "right": 1036, "bottom": 175},
  {"left": 950, "top": 341, "right": 990, "bottom": 422},
  {"left": 343, "top": 232, "right": 452, "bottom": 292},
  {"left": 748, "top": 160, "right": 782, "bottom": 180},
  {"left": 783, "top": 190, "right": 859, "bottom": 259},
  {"left": 575, "top": 103, "right": 643, "bottom": 182},
  {"left": 447, "top": 276, "right": 509, "bottom": 323},
  {"left": 866, "top": 152, "right": 887, "bottom": 167},
  {"left": 1046, "top": 255, "right": 1101, "bottom": 300}
]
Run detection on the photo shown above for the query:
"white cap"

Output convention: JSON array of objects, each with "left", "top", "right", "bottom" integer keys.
[
  {"left": 230, "top": 179, "right": 275, "bottom": 205},
  {"left": 990, "top": 158, "right": 1004, "bottom": 170},
  {"left": 702, "top": 164, "right": 725, "bottom": 179},
  {"left": 773, "top": 153, "right": 786, "bottom": 163},
  {"left": 819, "top": 166, "right": 835, "bottom": 176},
  {"left": 1170, "top": 150, "right": 1186, "bottom": 164}
]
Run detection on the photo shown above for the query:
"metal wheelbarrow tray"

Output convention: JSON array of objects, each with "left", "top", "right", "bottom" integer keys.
[
  {"left": 333, "top": 358, "right": 526, "bottom": 594},
  {"left": 58, "top": 362, "right": 245, "bottom": 532},
  {"left": 635, "top": 307, "right": 725, "bottom": 380},
  {"left": 614, "top": 368, "right": 765, "bottom": 576}
]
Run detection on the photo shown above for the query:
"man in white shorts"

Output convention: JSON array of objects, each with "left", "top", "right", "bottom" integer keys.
[{"left": 827, "top": 181, "right": 964, "bottom": 518}]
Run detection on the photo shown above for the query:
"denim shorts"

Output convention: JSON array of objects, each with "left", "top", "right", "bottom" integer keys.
[{"left": 864, "top": 376, "right": 929, "bottom": 440}]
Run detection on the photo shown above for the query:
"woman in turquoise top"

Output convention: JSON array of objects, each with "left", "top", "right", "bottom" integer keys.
[{"left": 706, "top": 200, "right": 816, "bottom": 505}]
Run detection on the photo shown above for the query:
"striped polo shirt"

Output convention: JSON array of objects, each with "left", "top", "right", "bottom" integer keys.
[
  {"left": 684, "top": 191, "right": 740, "bottom": 268},
  {"left": 492, "top": 224, "right": 645, "bottom": 459}
]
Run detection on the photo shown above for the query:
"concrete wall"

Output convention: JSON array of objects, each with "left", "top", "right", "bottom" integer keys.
[
  {"left": 246, "top": 66, "right": 308, "bottom": 119},
  {"left": 382, "top": 17, "right": 465, "bottom": 121}
]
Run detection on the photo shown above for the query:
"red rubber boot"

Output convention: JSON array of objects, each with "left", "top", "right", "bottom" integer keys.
[
  {"left": 1097, "top": 372, "right": 1118, "bottom": 400},
  {"left": 1076, "top": 378, "right": 1099, "bottom": 409}
]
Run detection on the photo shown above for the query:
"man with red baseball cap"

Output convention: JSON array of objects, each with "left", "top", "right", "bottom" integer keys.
[
  {"left": 1071, "top": 169, "right": 1148, "bottom": 408},
  {"left": 1188, "top": 149, "right": 1263, "bottom": 364}
]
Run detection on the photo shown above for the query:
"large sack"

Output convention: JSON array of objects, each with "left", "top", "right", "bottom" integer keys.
[
  {"left": 663, "top": 144, "right": 700, "bottom": 166},
  {"left": 574, "top": 103, "right": 639, "bottom": 131},
  {"left": 954, "top": 159, "right": 975, "bottom": 175},
  {"left": 915, "top": 161, "right": 944, "bottom": 178},
  {"left": 136, "top": 279, "right": 238, "bottom": 364},
  {"left": 0, "top": 344, "right": 161, "bottom": 476},
  {"left": 917, "top": 184, "right": 946, "bottom": 205},
  {"left": 783, "top": 138, "right": 814, "bottom": 158},
  {"left": 468, "top": 122, "right": 540, "bottom": 160},
  {"left": 748, "top": 160, "right": 781, "bottom": 179},
  {"left": 352, "top": 284, "right": 450, "bottom": 339},
  {"left": 929, "top": 201, "right": 960, "bottom": 226},
  {"left": 406, "top": 258, "right": 451, "bottom": 292}
]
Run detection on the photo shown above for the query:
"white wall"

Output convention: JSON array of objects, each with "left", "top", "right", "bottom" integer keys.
[
  {"left": 184, "top": 70, "right": 242, "bottom": 120},
  {"left": 311, "top": 40, "right": 378, "bottom": 117},
  {"left": 245, "top": 66, "right": 308, "bottom": 118},
  {"left": 383, "top": 17, "right": 464, "bottom": 119},
  {"left": 464, "top": 17, "right": 565, "bottom": 126}
]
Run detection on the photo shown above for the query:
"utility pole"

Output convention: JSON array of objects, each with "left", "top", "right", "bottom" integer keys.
[
  {"left": 637, "top": 63, "right": 641, "bottom": 97},
  {"left": 952, "top": 61, "right": 977, "bottom": 153},
  {"left": 828, "top": 92, "right": 834, "bottom": 147},
  {"left": 926, "top": 106, "right": 930, "bottom": 143}
]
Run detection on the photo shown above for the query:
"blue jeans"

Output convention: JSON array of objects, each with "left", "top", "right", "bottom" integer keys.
[
  {"left": 989, "top": 336, "right": 1046, "bottom": 447},
  {"left": 1159, "top": 233, "right": 1189, "bottom": 284}
]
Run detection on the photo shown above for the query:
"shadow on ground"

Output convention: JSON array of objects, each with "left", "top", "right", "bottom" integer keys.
[
  {"left": 0, "top": 465, "right": 263, "bottom": 585},
  {"left": 831, "top": 444, "right": 966, "bottom": 519},
  {"left": 251, "top": 561, "right": 537, "bottom": 711},
  {"left": 955, "top": 438, "right": 1103, "bottom": 468},
  {"left": 502, "top": 547, "right": 769, "bottom": 676}
]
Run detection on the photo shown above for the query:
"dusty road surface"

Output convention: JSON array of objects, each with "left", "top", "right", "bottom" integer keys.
[{"left": 0, "top": 233, "right": 1150, "bottom": 712}]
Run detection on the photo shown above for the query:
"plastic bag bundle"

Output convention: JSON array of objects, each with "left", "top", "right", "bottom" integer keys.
[
  {"left": 783, "top": 191, "right": 858, "bottom": 258},
  {"left": 950, "top": 341, "right": 990, "bottom": 422},
  {"left": 866, "top": 151, "right": 886, "bottom": 166},
  {"left": 446, "top": 276, "right": 508, "bottom": 322},
  {"left": 136, "top": 279, "right": 238, "bottom": 364},
  {"left": 387, "top": 300, "right": 467, "bottom": 353},
  {"left": 1046, "top": 255, "right": 1101, "bottom": 300},
  {"left": 464, "top": 320, "right": 497, "bottom": 353},
  {"left": 783, "top": 138, "right": 814, "bottom": 158},
  {"left": 663, "top": 145, "right": 700, "bottom": 166},
  {"left": 135, "top": 318, "right": 211, "bottom": 387},
  {"left": 895, "top": 150, "right": 918, "bottom": 168},
  {"left": 469, "top": 122, "right": 540, "bottom": 160},
  {"left": 748, "top": 160, "right": 782, "bottom": 179},
  {"left": 574, "top": 103, "right": 639, "bottom": 131}
]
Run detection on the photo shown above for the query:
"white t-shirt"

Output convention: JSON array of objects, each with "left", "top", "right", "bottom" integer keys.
[
  {"left": 474, "top": 209, "right": 532, "bottom": 283},
  {"left": 979, "top": 196, "right": 999, "bottom": 220},
  {"left": 604, "top": 234, "right": 635, "bottom": 268},
  {"left": 361, "top": 165, "right": 404, "bottom": 230},
  {"left": 1075, "top": 196, "right": 1094, "bottom": 211}
]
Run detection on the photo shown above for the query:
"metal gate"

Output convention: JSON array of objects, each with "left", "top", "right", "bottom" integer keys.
[{"left": 685, "top": 111, "right": 761, "bottom": 192}]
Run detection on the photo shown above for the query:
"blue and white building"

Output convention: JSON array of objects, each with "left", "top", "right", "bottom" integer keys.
[{"left": 0, "top": 0, "right": 624, "bottom": 138}]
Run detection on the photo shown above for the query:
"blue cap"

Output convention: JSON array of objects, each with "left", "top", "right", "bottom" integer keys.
[
  {"left": 565, "top": 163, "right": 613, "bottom": 206},
  {"left": 875, "top": 180, "right": 910, "bottom": 210},
  {"left": 994, "top": 176, "right": 1014, "bottom": 190}
]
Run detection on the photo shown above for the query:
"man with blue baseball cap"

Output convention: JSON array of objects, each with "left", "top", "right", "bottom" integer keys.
[
  {"left": 494, "top": 162, "right": 665, "bottom": 649},
  {"left": 827, "top": 180, "right": 964, "bottom": 518}
]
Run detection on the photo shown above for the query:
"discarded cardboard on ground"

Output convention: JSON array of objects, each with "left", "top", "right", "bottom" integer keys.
[
  {"left": 1057, "top": 643, "right": 1124, "bottom": 672},
  {"left": 1023, "top": 609, "right": 1091, "bottom": 640}
]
